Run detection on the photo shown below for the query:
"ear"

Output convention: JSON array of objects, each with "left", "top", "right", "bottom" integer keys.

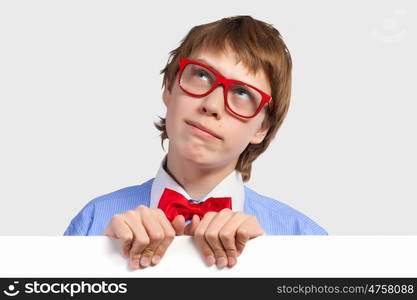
[
  {"left": 249, "top": 122, "right": 270, "bottom": 145},
  {"left": 162, "top": 86, "right": 170, "bottom": 107}
]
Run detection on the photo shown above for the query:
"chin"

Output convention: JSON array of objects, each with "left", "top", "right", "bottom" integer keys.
[{"left": 179, "top": 145, "right": 216, "bottom": 167}]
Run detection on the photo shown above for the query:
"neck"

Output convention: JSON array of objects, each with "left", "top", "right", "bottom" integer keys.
[{"left": 165, "top": 147, "right": 237, "bottom": 200}]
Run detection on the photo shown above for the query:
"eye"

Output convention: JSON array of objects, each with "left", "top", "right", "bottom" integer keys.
[
  {"left": 193, "top": 68, "right": 211, "bottom": 82},
  {"left": 233, "top": 87, "right": 252, "bottom": 100}
]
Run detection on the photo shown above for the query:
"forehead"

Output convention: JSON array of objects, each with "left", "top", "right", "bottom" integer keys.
[{"left": 187, "top": 47, "right": 271, "bottom": 95}]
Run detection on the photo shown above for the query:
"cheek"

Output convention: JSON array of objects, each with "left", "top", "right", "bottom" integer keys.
[
  {"left": 225, "top": 112, "right": 266, "bottom": 148},
  {"left": 165, "top": 95, "right": 196, "bottom": 137},
  {"left": 223, "top": 122, "right": 257, "bottom": 153},
  {"left": 165, "top": 106, "right": 181, "bottom": 140}
]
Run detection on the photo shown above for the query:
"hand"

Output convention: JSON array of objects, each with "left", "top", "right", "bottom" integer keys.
[
  {"left": 174, "top": 209, "right": 265, "bottom": 268},
  {"left": 171, "top": 214, "right": 201, "bottom": 236},
  {"left": 103, "top": 205, "right": 176, "bottom": 270}
]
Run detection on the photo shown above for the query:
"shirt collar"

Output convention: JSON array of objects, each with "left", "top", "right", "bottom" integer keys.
[{"left": 150, "top": 157, "right": 244, "bottom": 211}]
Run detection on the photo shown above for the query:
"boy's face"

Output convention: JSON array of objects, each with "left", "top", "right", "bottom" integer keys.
[{"left": 162, "top": 46, "right": 271, "bottom": 170}]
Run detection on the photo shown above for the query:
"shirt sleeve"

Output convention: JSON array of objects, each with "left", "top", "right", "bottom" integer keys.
[
  {"left": 63, "top": 203, "right": 95, "bottom": 236},
  {"left": 300, "top": 219, "right": 328, "bottom": 235}
]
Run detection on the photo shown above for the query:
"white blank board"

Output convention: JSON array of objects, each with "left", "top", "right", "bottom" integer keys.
[{"left": 0, "top": 236, "right": 416, "bottom": 277}]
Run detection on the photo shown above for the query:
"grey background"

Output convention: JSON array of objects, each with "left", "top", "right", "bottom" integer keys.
[{"left": 0, "top": 0, "right": 415, "bottom": 235}]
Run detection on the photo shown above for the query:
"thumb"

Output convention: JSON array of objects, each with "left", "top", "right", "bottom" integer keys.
[
  {"left": 184, "top": 215, "right": 200, "bottom": 236},
  {"left": 171, "top": 215, "right": 185, "bottom": 235}
]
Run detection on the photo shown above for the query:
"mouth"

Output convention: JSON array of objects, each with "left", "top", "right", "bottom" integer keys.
[{"left": 185, "top": 120, "right": 222, "bottom": 140}]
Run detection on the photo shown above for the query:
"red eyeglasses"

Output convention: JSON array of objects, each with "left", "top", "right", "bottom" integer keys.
[{"left": 177, "top": 58, "right": 272, "bottom": 119}]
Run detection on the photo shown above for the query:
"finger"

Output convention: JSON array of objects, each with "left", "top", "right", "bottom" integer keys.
[
  {"left": 193, "top": 212, "right": 217, "bottom": 266},
  {"left": 184, "top": 214, "right": 201, "bottom": 236},
  {"left": 151, "top": 209, "right": 176, "bottom": 265},
  {"left": 235, "top": 228, "right": 250, "bottom": 256},
  {"left": 104, "top": 214, "right": 134, "bottom": 259},
  {"left": 103, "top": 223, "right": 115, "bottom": 238},
  {"left": 219, "top": 212, "right": 249, "bottom": 267},
  {"left": 137, "top": 206, "right": 165, "bottom": 268},
  {"left": 171, "top": 214, "right": 185, "bottom": 236},
  {"left": 204, "top": 209, "right": 235, "bottom": 268},
  {"left": 122, "top": 210, "right": 150, "bottom": 269},
  {"left": 246, "top": 216, "right": 265, "bottom": 239},
  {"left": 235, "top": 216, "right": 263, "bottom": 256}
]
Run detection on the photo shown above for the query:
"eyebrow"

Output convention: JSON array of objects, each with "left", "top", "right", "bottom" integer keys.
[
  {"left": 193, "top": 57, "right": 239, "bottom": 81},
  {"left": 192, "top": 57, "right": 268, "bottom": 93},
  {"left": 193, "top": 58, "right": 218, "bottom": 71}
]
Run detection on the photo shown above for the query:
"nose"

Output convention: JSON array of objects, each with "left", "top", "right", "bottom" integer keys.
[{"left": 200, "top": 85, "right": 225, "bottom": 119}]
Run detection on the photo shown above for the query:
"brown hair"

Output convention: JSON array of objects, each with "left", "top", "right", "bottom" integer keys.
[{"left": 155, "top": 15, "right": 292, "bottom": 182}]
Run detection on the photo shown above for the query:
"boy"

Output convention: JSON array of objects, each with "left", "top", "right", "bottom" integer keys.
[{"left": 64, "top": 15, "right": 327, "bottom": 270}]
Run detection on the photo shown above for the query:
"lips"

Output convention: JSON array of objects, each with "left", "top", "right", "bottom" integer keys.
[{"left": 185, "top": 120, "right": 222, "bottom": 140}]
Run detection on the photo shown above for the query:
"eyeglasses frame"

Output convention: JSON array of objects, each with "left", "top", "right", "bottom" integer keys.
[{"left": 177, "top": 58, "right": 273, "bottom": 119}]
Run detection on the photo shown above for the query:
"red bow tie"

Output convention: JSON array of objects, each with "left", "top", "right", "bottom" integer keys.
[{"left": 157, "top": 188, "right": 232, "bottom": 222}]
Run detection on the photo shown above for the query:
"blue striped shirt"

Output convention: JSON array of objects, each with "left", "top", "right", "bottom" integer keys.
[{"left": 63, "top": 178, "right": 328, "bottom": 236}]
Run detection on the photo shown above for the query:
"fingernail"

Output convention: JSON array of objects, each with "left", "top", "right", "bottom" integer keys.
[
  {"left": 216, "top": 257, "right": 227, "bottom": 268},
  {"left": 228, "top": 257, "right": 236, "bottom": 267},
  {"left": 140, "top": 256, "right": 150, "bottom": 267},
  {"left": 205, "top": 256, "right": 215, "bottom": 266},
  {"left": 130, "top": 259, "right": 140, "bottom": 270},
  {"left": 152, "top": 255, "right": 161, "bottom": 265}
]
